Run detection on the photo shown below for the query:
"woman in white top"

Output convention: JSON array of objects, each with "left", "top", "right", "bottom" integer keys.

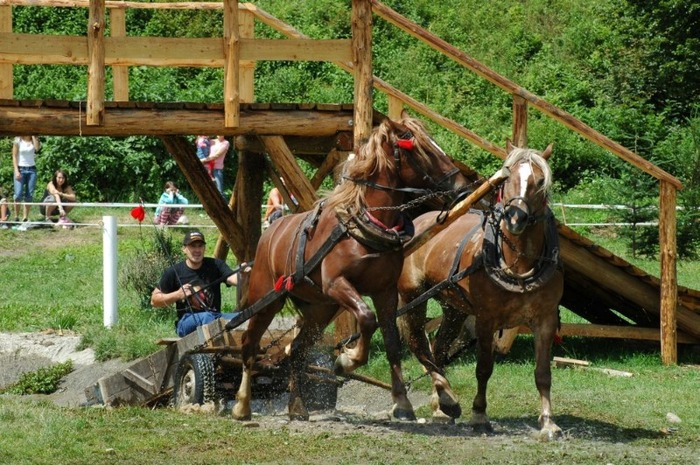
[{"left": 12, "top": 135, "right": 41, "bottom": 222}]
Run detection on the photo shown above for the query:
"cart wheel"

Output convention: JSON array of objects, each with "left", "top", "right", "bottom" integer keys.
[
  {"left": 173, "top": 353, "right": 217, "bottom": 407},
  {"left": 301, "top": 350, "right": 338, "bottom": 412}
]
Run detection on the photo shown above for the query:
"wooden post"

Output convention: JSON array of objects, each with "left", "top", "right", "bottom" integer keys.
[
  {"left": 0, "top": 6, "right": 12, "bottom": 99},
  {"left": 659, "top": 181, "right": 678, "bottom": 365},
  {"left": 110, "top": 5, "right": 128, "bottom": 101},
  {"left": 493, "top": 94, "right": 530, "bottom": 354},
  {"left": 512, "top": 95, "right": 528, "bottom": 147},
  {"left": 387, "top": 95, "right": 403, "bottom": 121},
  {"left": 260, "top": 135, "right": 318, "bottom": 211},
  {"left": 87, "top": 0, "right": 106, "bottom": 125},
  {"left": 239, "top": 8, "right": 255, "bottom": 103},
  {"left": 223, "top": 0, "right": 240, "bottom": 128},
  {"left": 335, "top": 0, "right": 374, "bottom": 346}
]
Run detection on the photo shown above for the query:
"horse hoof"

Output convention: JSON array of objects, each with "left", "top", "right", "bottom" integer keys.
[
  {"left": 439, "top": 402, "right": 462, "bottom": 420},
  {"left": 231, "top": 406, "right": 251, "bottom": 421},
  {"left": 391, "top": 406, "right": 417, "bottom": 422},
  {"left": 334, "top": 353, "right": 356, "bottom": 375},
  {"left": 431, "top": 410, "right": 456, "bottom": 424},
  {"left": 470, "top": 422, "right": 494, "bottom": 434},
  {"left": 288, "top": 396, "right": 309, "bottom": 421}
]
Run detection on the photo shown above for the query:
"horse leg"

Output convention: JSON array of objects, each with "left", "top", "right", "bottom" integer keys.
[
  {"left": 533, "top": 316, "right": 562, "bottom": 439},
  {"left": 287, "top": 304, "right": 338, "bottom": 421},
  {"left": 231, "top": 301, "right": 283, "bottom": 421},
  {"left": 371, "top": 289, "right": 416, "bottom": 421},
  {"left": 326, "top": 277, "right": 378, "bottom": 374},
  {"left": 469, "top": 322, "right": 495, "bottom": 432},
  {"left": 402, "top": 301, "right": 461, "bottom": 421}
]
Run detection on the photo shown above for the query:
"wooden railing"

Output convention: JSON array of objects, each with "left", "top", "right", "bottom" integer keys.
[{"left": 0, "top": 0, "right": 682, "bottom": 363}]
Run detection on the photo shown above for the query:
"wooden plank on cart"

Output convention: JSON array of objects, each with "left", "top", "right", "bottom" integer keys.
[{"left": 85, "top": 318, "right": 234, "bottom": 407}]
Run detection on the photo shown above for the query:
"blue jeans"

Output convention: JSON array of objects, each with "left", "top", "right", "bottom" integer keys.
[
  {"left": 14, "top": 166, "right": 37, "bottom": 202},
  {"left": 212, "top": 169, "right": 224, "bottom": 194},
  {"left": 176, "top": 310, "right": 241, "bottom": 337}
]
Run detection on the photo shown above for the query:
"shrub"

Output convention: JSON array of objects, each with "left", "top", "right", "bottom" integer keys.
[{"left": 1, "top": 360, "right": 73, "bottom": 395}]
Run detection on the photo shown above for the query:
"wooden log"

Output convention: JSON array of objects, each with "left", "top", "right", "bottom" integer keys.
[
  {"left": 0, "top": 106, "right": 354, "bottom": 136},
  {"left": 310, "top": 149, "right": 349, "bottom": 190},
  {"left": 512, "top": 95, "right": 527, "bottom": 148},
  {"left": 233, "top": 148, "right": 265, "bottom": 261},
  {"left": 370, "top": 0, "right": 682, "bottom": 189},
  {"left": 404, "top": 167, "right": 510, "bottom": 256},
  {"left": 517, "top": 323, "right": 699, "bottom": 344},
  {"left": 161, "top": 135, "right": 246, "bottom": 256},
  {"left": 239, "top": 9, "right": 255, "bottom": 103},
  {"left": 87, "top": 0, "right": 105, "bottom": 126},
  {"left": 223, "top": 0, "right": 240, "bottom": 128},
  {"left": 659, "top": 181, "right": 678, "bottom": 364},
  {"left": 260, "top": 135, "right": 318, "bottom": 211},
  {"left": 109, "top": 7, "right": 128, "bottom": 101},
  {"left": 0, "top": 6, "right": 12, "bottom": 99},
  {"left": 352, "top": 0, "right": 373, "bottom": 147},
  {"left": 559, "top": 234, "right": 700, "bottom": 340}
]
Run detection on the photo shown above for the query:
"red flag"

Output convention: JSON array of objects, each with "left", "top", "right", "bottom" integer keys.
[{"left": 130, "top": 205, "right": 145, "bottom": 223}]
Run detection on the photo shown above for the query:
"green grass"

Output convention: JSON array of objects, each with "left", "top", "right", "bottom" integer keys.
[{"left": 1, "top": 207, "right": 700, "bottom": 464}]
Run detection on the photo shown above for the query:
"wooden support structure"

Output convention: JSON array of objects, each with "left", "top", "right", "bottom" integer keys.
[
  {"left": 659, "top": 181, "right": 678, "bottom": 364},
  {"left": 86, "top": 0, "right": 105, "bottom": 125}
]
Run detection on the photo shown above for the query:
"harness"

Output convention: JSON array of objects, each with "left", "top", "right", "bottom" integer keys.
[
  {"left": 483, "top": 204, "right": 562, "bottom": 293},
  {"left": 395, "top": 205, "right": 562, "bottom": 318}
]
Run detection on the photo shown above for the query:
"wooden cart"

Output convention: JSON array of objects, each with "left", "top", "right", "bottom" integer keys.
[{"left": 85, "top": 317, "right": 340, "bottom": 411}]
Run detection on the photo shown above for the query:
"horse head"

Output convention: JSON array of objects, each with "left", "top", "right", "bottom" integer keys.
[
  {"left": 383, "top": 110, "right": 469, "bottom": 195},
  {"left": 499, "top": 140, "right": 553, "bottom": 235}
]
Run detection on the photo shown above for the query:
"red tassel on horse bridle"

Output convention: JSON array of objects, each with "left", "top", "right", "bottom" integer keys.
[
  {"left": 396, "top": 139, "right": 414, "bottom": 150},
  {"left": 274, "top": 275, "right": 285, "bottom": 292}
]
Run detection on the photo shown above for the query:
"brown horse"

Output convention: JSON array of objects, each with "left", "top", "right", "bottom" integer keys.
[
  {"left": 397, "top": 141, "right": 564, "bottom": 438},
  {"left": 231, "top": 111, "right": 469, "bottom": 421}
]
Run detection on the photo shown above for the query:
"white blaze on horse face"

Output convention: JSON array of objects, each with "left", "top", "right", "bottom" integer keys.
[{"left": 519, "top": 162, "right": 533, "bottom": 199}]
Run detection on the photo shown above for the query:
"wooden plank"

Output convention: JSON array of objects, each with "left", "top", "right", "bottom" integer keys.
[
  {"left": 517, "top": 323, "right": 699, "bottom": 344},
  {"left": 0, "top": 34, "right": 351, "bottom": 67},
  {"left": 122, "top": 369, "right": 157, "bottom": 394}
]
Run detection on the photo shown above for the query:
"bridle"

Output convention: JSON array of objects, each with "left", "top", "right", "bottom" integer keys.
[{"left": 343, "top": 129, "right": 462, "bottom": 198}]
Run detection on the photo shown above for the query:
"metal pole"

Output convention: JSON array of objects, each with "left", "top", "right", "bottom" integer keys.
[{"left": 103, "top": 215, "right": 118, "bottom": 327}]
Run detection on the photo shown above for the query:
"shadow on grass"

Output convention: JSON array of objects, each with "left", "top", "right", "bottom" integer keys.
[{"left": 342, "top": 413, "right": 663, "bottom": 442}]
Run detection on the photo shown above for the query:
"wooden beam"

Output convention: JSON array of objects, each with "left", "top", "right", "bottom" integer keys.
[
  {"left": 87, "top": 0, "right": 105, "bottom": 125},
  {"left": 512, "top": 95, "right": 527, "bottom": 148},
  {"left": 239, "top": 9, "right": 255, "bottom": 103},
  {"left": 352, "top": 0, "right": 373, "bottom": 148},
  {"left": 260, "top": 135, "right": 318, "bottom": 211},
  {"left": 109, "top": 7, "right": 128, "bottom": 101},
  {"left": 659, "top": 181, "right": 678, "bottom": 364},
  {"left": 517, "top": 323, "right": 699, "bottom": 345},
  {"left": 160, "top": 136, "right": 246, "bottom": 255},
  {"left": 370, "top": 0, "right": 682, "bottom": 189},
  {"left": 0, "top": 105, "right": 354, "bottom": 136},
  {"left": 560, "top": 233, "right": 700, "bottom": 340},
  {"left": 0, "top": 34, "right": 352, "bottom": 66},
  {"left": 310, "top": 149, "right": 349, "bottom": 190},
  {"left": 0, "top": 6, "right": 12, "bottom": 99},
  {"left": 223, "top": 0, "right": 240, "bottom": 128}
]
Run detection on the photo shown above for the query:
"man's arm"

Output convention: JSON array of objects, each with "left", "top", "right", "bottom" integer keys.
[{"left": 151, "top": 284, "right": 193, "bottom": 307}]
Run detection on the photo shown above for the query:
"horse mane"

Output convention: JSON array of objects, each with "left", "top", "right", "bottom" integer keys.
[
  {"left": 323, "top": 115, "right": 436, "bottom": 212},
  {"left": 503, "top": 146, "right": 553, "bottom": 195}
]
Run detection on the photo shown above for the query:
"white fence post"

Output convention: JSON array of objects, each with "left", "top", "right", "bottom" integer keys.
[{"left": 103, "top": 215, "right": 118, "bottom": 327}]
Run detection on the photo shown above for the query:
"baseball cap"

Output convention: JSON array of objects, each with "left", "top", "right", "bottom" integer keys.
[{"left": 183, "top": 230, "right": 206, "bottom": 246}]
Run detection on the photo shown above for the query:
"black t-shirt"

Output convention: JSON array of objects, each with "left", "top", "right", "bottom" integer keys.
[{"left": 157, "top": 258, "right": 235, "bottom": 323}]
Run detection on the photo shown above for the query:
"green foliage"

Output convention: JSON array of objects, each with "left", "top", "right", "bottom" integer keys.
[
  {"left": 1, "top": 360, "right": 73, "bottom": 395},
  {"left": 119, "top": 227, "right": 183, "bottom": 309}
]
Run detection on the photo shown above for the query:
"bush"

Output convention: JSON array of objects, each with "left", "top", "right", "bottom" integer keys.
[
  {"left": 1, "top": 360, "right": 73, "bottom": 395},
  {"left": 119, "top": 228, "right": 183, "bottom": 309}
]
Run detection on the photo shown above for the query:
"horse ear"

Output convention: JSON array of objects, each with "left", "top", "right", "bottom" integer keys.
[
  {"left": 506, "top": 139, "right": 515, "bottom": 154},
  {"left": 541, "top": 143, "right": 554, "bottom": 160},
  {"left": 400, "top": 109, "right": 410, "bottom": 120}
]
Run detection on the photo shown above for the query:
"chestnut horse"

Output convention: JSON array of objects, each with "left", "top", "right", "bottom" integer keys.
[
  {"left": 397, "top": 141, "right": 564, "bottom": 437},
  {"left": 231, "top": 112, "right": 469, "bottom": 421}
]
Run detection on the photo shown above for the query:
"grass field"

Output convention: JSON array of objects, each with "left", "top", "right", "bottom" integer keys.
[{"left": 1, "top": 206, "right": 699, "bottom": 464}]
